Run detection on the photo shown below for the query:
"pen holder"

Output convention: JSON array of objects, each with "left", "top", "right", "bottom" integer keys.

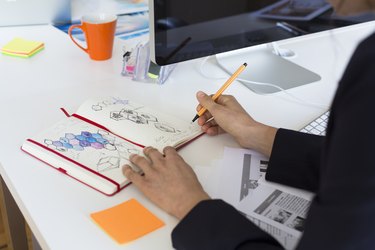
[{"left": 121, "top": 42, "right": 177, "bottom": 85}]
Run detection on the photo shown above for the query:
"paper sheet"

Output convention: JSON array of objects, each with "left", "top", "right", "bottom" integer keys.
[
  {"left": 91, "top": 199, "right": 165, "bottom": 244},
  {"left": 211, "top": 147, "right": 316, "bottom": 249}
]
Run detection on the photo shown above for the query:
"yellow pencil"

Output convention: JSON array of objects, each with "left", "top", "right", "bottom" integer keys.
[{"left": 192, "top": 62, "right": 247, "bottom": 122}]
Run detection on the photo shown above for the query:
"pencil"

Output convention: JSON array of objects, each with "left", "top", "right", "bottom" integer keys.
[{"left": 192, "top": 62, "right": 247, "bottom": 122}]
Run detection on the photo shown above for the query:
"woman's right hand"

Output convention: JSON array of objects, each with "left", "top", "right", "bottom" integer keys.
[{"left": 196, "top": 91, "right": 277, "bottom": 157}]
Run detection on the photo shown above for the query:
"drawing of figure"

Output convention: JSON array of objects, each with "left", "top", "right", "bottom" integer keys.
[
  {"left": 154, "top": 122, "right": 176, "bottom": 133},
  {"left": 45, "top": 129, "right": 117, "bottom": 152},
  {"left": 92, "top": 97, "right": 129, "bottom": 112},
  {"left": 92, "top": 105, "right": 102, "bottom": 111},
  {"left": 116, "top": 142, "right": 140, "bottom": 159},
  {"left": 110, "top": 111, "right": 125, "bottom": 121},
  {"left": 44, "top": 127, "right": 143, "bottom": 173},
  {"left": 140, "top": 113, "right": 157, "bottom": 122},
  {"left": 111, "top": 109, "right": 148, "bottom": 124},
  {"left": 103, "top": 143, "right": 117, "bottom": 151},
  {"left": 102, "top": 99, "right": 112, "bottom": 106},
  {"left": 110, "top": 107, "right": 162, "bottom": 127},
  {"left": 97, "top": 156, "right": 120, "bottom": 172},
  {"left": 128, "top": 113, "right": 148, "bottom": 124},
  {"left": 112, "top": 97, "right": 129, "bottom": 105},
  {"left": 98, "top": 130, "right": 116, "bottom": 144},
  {"left": 120, "top": 109, "right": 138, "bottom": 116}
]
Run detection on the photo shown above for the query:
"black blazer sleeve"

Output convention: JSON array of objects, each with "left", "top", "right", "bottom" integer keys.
[
  {"left": 172, "top": 200, "right": 282, "bottom": 250},
  {"left": 266, "top": 129, "right": 324, "bottom": 192}
]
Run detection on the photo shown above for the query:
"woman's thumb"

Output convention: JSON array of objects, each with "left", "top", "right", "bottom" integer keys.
[{"left": 196, "top": 91, "right": 216, "bottom": 111}]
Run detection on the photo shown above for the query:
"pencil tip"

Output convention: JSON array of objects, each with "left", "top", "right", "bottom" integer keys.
[
  {"left": 243, "top": 63, "right": 247, "bottom": 67},
  {"left": 192, "top": 114, "right": 199, "bottom": 123}
]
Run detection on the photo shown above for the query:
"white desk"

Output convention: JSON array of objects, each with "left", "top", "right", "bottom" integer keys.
[{"left": 0, "top": 23, "right": 374, "bottom": 250}]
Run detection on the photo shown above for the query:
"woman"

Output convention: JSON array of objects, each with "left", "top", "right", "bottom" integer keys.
[{"left": 123, "top": 0, "right": 375, "bottom": 249}]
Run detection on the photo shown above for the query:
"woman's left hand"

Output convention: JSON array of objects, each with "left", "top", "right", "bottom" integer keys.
[{"left": 123, "top": 146, "right": 210, "bottom": 220}]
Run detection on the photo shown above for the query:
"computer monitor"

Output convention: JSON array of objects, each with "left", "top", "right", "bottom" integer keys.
[{"left": 149, "top": 0, "right": 375, "bottom": 93}]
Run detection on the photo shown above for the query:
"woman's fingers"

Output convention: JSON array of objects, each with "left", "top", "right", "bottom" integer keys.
[{"left": 123, "top": 165, "right": 144, "bottom": 185}]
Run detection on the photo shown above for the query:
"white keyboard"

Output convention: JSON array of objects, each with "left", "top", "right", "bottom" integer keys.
[{"left": 300, "top": 111, "right": 330, "bottom": 136}]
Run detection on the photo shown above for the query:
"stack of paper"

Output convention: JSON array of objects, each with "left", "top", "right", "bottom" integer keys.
[
  {"left": 1, "top": 37, "right": 44, "bottom": 58},
  {"left": 193, "top": 147, "right": 315, "bottom": 250}
]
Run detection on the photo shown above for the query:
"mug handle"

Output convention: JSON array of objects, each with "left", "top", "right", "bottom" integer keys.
[{"left": 68, "top": 24, "right": 88, "bottom": 53}]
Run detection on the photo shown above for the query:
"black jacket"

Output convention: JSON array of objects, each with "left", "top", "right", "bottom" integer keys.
[{"left": 171, "top": 32, "right": 375, "bottom": 250}]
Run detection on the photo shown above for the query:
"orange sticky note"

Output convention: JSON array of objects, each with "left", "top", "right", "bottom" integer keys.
[{"left": 91, "top": 199, "right": 165, "bottom": 244}]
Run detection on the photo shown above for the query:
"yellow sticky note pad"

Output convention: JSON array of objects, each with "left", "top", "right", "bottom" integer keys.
[
  {"left": 1, "top": 46, "right": 44, "bottom": 58},
  {"left": 1, "top": 37, "right": 44, "bottom": 57},
  {"left": 91, "top": 199, "right": 165, "bottom": 244}
]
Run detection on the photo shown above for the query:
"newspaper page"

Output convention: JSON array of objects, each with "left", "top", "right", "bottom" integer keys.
[
  {"left": 215, "top": 147, "right": 315, "bottom": 249},
  {"left": 238, "top": 184, "right": 310, "bottom": 237},
  {"left": 246, "top": 214, "right": 298, "bottom": 249}
]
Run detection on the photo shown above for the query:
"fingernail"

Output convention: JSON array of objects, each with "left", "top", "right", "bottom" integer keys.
[
  {"left": 122, "top": 165, "right": 129, "bottom": 172},
  {"left": 123, "top": 166, "right": 131, "bottom": 176},
  {"left": 197, "top": 91, "right": 206, "bottom": 97}
]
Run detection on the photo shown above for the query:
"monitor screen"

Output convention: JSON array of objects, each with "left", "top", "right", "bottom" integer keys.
[
  {"left": 149, "top": 0, "right": 374, "bottom": 65},
  {"left": 149, "top": 0, "right": 374, "bottom": 93}
]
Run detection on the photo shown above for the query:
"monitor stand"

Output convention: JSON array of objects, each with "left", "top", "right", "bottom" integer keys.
[{"left": 215, "top": 45, "right": 321, "bottom": 94}]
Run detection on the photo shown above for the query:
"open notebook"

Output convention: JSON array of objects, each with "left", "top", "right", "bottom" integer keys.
[{"left": 22, "top": 97, "right": 202, "bottom": 196}]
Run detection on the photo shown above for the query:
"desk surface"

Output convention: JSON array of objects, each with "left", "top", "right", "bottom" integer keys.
[{"left": 0, "top": 23, "right": 374, "bottom": 250}]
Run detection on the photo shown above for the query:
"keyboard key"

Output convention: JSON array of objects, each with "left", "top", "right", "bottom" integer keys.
[
  {"left": 316, "top": 125, "right": 325, "bottom": 131},
  {"left": 300, "top": 111, "right": 330, "bottom": 136},
  {"left": 305, "top": 125, "right": 313, "bottom": 131},
  {"left": 311, "top": 128, "right": 321, "bottom": 135}
]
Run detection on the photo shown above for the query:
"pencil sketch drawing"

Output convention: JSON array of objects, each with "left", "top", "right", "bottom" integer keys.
[
  {"left": 110, "top": 107, "right": 179, "bottom": 133},
  {"left": 91, "top": 97, "right": 130, "bottom": 111},
  {"left": 44, "top": 129, "right": 140, "bottom": 173}
]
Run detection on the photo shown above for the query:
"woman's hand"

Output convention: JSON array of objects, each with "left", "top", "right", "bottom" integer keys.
[
  {"left": 123, "top": 146, "right": 210, "bottom": 220},
  {"left": 196, "top": 91, "right": 277, "bottom": 157}
]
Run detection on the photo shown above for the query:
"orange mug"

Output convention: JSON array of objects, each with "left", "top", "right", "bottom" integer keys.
[{"left": 68, "top": 14, "right": 117, "bottom": 61}]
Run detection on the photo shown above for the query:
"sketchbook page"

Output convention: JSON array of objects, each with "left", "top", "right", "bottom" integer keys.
[
  {"left": 23, "top": 116, "right": 142, "bottom": 193},
  {"left": 75, "top": 97, "right": 202, "bottom": 150}
]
